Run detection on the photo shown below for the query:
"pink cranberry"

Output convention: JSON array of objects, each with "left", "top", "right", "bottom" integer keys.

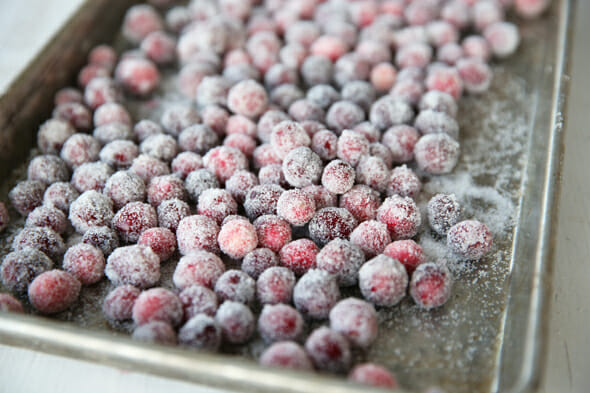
[
  {"left": 130, "top": 154, "right": 171, "bottom": 183},
  {"left": 112, "top": 202, "right": 158, "bottom": 243},
  {"left": 141, "top": 134, "right": 178, "bottom": 162},
  {"left": 356, "top": 156, "right": 390, "bottom": 193},
  {"left": 94, "top": 103, "right": 131, "bottom": 127},
  {"left": 227, "top": 79, "right": 268, "bottom": 118},
  {"left": 252, "top": 144, "right": 282, "bottom": 168},
  {"left": 225, "top": 170, "right": 258, "bottom": 205},
  {"left": 178, "top": 124, "right": 219, "bottom": 155},
  {"left": 132, "top": 287, "right": 183, "bottom": 327},
  {"left": 282, "top": 147, "right": 323, "bottom": 188},
  {"left": 25, "top": 205, "right": 67, "bottom": 234},
  {"left": 242, "top": 248, "right": 280, "bottom": 279},
  {"left": 223, "top": 134, "right": 256, "bottom": 158},
  {"left": 132, "top": 321, "right": 176, "bottom": 345},
  {"left": 84, "top": 77, "right": 123, "bottom": 109},
  {"left": 77, "top": 64, "right": 110, "bottom": 88},
  {"left": 326, "top": 101, "right": 366, "bottom": 134},
  {"left": 473, "top": 0, "right": 504, "bottom": 32},
  {"left": 317, "top": 239, "right": 365, "bottom": 287},
  {"left": 203, "top": 146, "right": 248, "bottom": 184},
  {"left": 37, "top": 119, "right": 76, "bottom": 154},
  {"left": 258, "top": 303, "right": 303, "bottom": 343},
  {"left": 256, "top": 266, "right": 296, "bottom": 305},
  {"left": 308, "top": 207, "right": 357, "bottom": 246},
  {"left": 82, "top": 226, "right": 119, "bottom": 256},
  {"left": 0, "top": 293, "right": 24, "bottom": 313},
  {"left": 358, "top": 254, "right": 408, "bottom": 307},
  {"left": 336, "top": 130, "right": 370, "bottom": 167},
  {"left": 456, "top": 58, "right": 493, "bottom": 94},
  {"left": 100, "top": 140, "right": 140, "bottom": 169},
  {"left": 60, "top": 133, "right": 100, "bottom": 169},
  {"left": 179, "top": 284, "right": 218, "bottom": 320},
  {"left": 259, "top": 164, "right": 288, "bottom": 188},
  {"left": 384, "top": 239, "right": 426, "bottom": 274},
  {"left": 279, "top": 43, "right": 308, "bottom": 69},
  {"left": 321, "top": 160, "right": 356, "bottom": 195},
  {"left": 387, "top": 165, "right": 422, "bottom": 198},
  {"left": 370, "top": 96, "right": 414, "bottom": 130},
  {"left": 310, "top": 35, "right": 348, "bottom": 62},
  {"left": 89, "top": 44, "right": 117, "bottom": 71},
  {"left": 218, "top": 219, "right": 258, "bottom": 259},
  {"left": 146, "top": 175, "right": 186, "bottom": 208},
  {"left": 419, "top": 90, "right": 458, "bottom": 117},
  {"left": 253, "top": 215, "right": 292, "bottom": 253},
  {"left": 259, "top": 341, "right": 313, "bottom": 371},
  {"left": 339, "top": 185, "right": 380, "bottom": 223},
  {"left": 171, "top": 152, "right": 203, "bottom": 179},
  {"left": 71, "top": 162, "right": 113, "bottom": 193},
  {"left": 93, "top": 122, "right": 133, "bottom": 145},
  {"left": 441, "top": 0, "right": 470, "bottom": 29},
  {"left": 377, "top": 195, "right": 421, "bottom": 240},
  {"left": 410, "top": 263, "right": 453, "bottom": 309},
  {"left": 311, "top": 130, "right": 338, "bottom": 161},
  {"left": 276, "top": 189, "right": 316, "bottom": 227},
  {"left": 133, "top": 119, "right": 162, "bottom": 142},
  {"left": 447, "top": 220, "right": 493, "bottom": 260},
  {"left": 103, "top": 171, "right": 146, "bottom": 209},
  {"left": 52, "top": 102, "right": 92, "bottom": 131},
  {"left": 293, "top": 269, "right": 340, "bottom": 320},
  {"left": 1, "top": 248, "right": 53, "bottom": 294},
  {"left": 515, "top": 0, "right": 550, "bottom": 18},
  {"left": 140, "top": 31, "right": 176, "bottom": 65},
  {"left": 215, "top": 301, "right": 255, "bottom": 344},
  {"left": 425, "top": 66, "right": 463, "bottom": 100},
  {"left": 12, "top": 226, "right": 65, "bottom": 261},
  {"left": 302, "top": 185, "right": 338, "bottom": 210},
  {"left": 115, "top": 57, "right": 160, "bottom": 96},
  {"left": 330, "top": 297, "right": 378, "bottom": 348},
  {"left": 244, "top": 184, "right": 284, "bottom": 220},
  {"left": 174, "top": 251, "right": 225, "bottom": 290},
  {"left": 396, "top": 42, "right": 433, "bottom": 69},
  {"left": 270, "top": 84, "right": 304, "bottom": 110},
  {"left": 54, "top": 87, "right": 83, "bottom": 107},
  {"left": 103, "top": 285, "right": 140, "bottom": 321},
  {"left": 437, "top": 42, "right": 463, "bottom": 65},
  {"left": 105, "top": 245, "right": 160, "bottom": 288},
  {"left": 122, "top": 4, "right": 164, "bottom": 44},
  {"left": 305, "top": 326, "right": 351, "bottom": 373},
  {"left": 414, "top": 133, "right": 460, "bottom": 175},
  {"left": 226, "top": 115, "right": 257, "bottom": 138},
  {"left": 161, "top": 104, "right": 201, "bottom": 136},
  {"left": 156, "top": 198, "right": 190, "bottom": 233},
  {"left": 279, "top": 239, "right": 319, "bottom": 276},
  {"left": 353, "top": 122, "right": 381, "bottom": 144},
  {"left": 176, "top": 215, "right": 220, "bottom": 255},
  {"left": 178, "top": 314, "right": 222, "bottom": 351},
  {"left": 257, "top": 110, "right": 291, "bottom": 143},
  {"left": 370, "top": 62, "right": 398, "bottom": 93},
  {"left": 350, "top": 220, "right": 392, "bottom": 258},
  {"left": 349, "top": 363, "right": 398, "bottom": 389},
  {"left": 138, "top": 227, "right": 176, "bottom": 261},
  {"left": 201, "top": 105, "right": 229, "bottom": 136},
  {"left": 28, "top": 270, "right": 81, "bottom": 314},
  {"left": 288, "top": 99, "right": 324, "bottom": 123},
  {"left": 270, "top": 120, "right": 310, "bottom": 159},
  {"left": 196, "top": 189, "right": 237, "bottom": 226},
  {"left": 62, "top": 243, "right": 105, "bottom": 285}
]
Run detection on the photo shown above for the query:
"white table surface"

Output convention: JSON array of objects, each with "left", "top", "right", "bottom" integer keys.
[{"left": 0, "top": 1, "right": 588, "bottom": 392}]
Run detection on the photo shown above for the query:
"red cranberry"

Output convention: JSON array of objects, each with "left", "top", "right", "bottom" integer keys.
[
  {"left": 339, "top": 185, "right": 381, "bottom": 223},
  {"left": 132, "top": 321, "right": 176, "bottom": 345},
  {"left": 105, "top": 245, "right": 160, "bottom": 288},
  {"left": 215, "top": 301, "right": 255, "bottom": 344},
  {"left": 103, "top": 285, "right": 140, "bottom": 321},
  {"left": 94, "top": 103, "right": 131, "bottom": 128},
  {"left": 258, "top": 303, "right": 303, "bottom": 343},
  {"left": 270, "top": 84, "right": 304, "bottom": 110},
  {"left": 133, "top": 287, "right": 183, "bottom": 327},
  {"left": 52, "top": 102, "right": 92, "bottom": 131},
  {"left": 253, "top": 215, "right": 292, "bottom": 253},
  {"left": 256, "top": 266, "right": 296, "bottom": 305},
  {"left": 217, "top": 219, "right": 258, "bottom": 260},
  {"left": 130, "top": 154, "right": 171, "bottom": 184},
  {"left": 93, "top": 122, "right": 133, "bottom": 145},
  {"left": 112, "top": 202, "right": 158, "bottom": 243},
  {"left": 1, "top": 248, "right": 53, "bottom": 294},
  {"left": 185, "top": 169, "right": 220, "bottom": 201},
  {"left": 252, "top": 144, "right": 282, "bottom": 169},
  {"left": 69, "top": 191, "right": 114, "bottom": 234},
  {"left": 329, "top": 297, "right": 378, "bottom": 348},
  {"left": 140, "top": 134, "right": 178, "bottom": 163},
  {"left": 369, "top": 96, "right": 414, "bottom": 130},
  {"left": 89, "top": 44, "right": 117, "bottom": 71},
  {"left": 353, "top": 122, "right": 381, "bottom": 144},
  {"left": 133, "top": 119, "right": 163, "bottom": 142},
  {"left": 122, "top": 4, "right": 164, "bottom": 44},
  {"left": 140, "top": 31, "right": 176, "bottom": 65},
  {"left": 178, "top": 314, "right": 222, "bottom": 351},
  {"left": 226, "top": 115, "right": 257, "bottom": 137},
  {"left": 156, "top": 198, "right": 189, "bottom": 233},
  {"left": 174, "top": 251, "right": 226, "bottom": 292},
  {"left": 311, "top": 130, "right": 338, "bottom": 161},
  {"left": 227, "top": 79, "right": 268, "bottom": 118},
  {"left": 305, "top": 327, "right": 351, "bottom": 373},
  {"left": 293, "top": 269, "right": 340, "bottom": 320},
  {"left": 447, "top": 220, "right": 493, "bottom": 260},
  {"left": 115, "top": 57, "right": 160, "bottom": 96},
  {"left": 377, "top": 195, "right": 421, "bottom": 240},
  {"left": 37, "top": 119, "right": 76, "bottom": 154},
  {"left": 356, "top": 156, "right": 390, "bottom": 193},
  {"left": 415, "top": 109, "right": 459, "bottom": 139},
  {"left": 279, "top": 43, "right": 307, "bottom": 69},
  {"left": 473, "top": 0, "right": 504, "bottom": 31},
  {"left": 279, "top": 239, "right": 319, "bottom": 276},
  {"left": 350, "top": 220, "right": 392, "bottom": 258},
  {"left": 100, "top": 140, "right": 139, "bottom": 169},
  {"left": 321, "top": 160, "right": 355, "bottom": 195},
  {"left": 179, "top": 284, "right": 218, "bottom": 320},
  {"left": 0, "top": 293, "right": 24, "bottom": 313},
  {"left": 145, "top": 175, "right": 185, "bottom": 208},
  {"left": 28, "top": 270, "right": 81, "bottom": 314},
  {"left": 437, "top": 42, "right": 464, "bottom": 65},
  {"left": 456, "top": 58, "right": 493, "bottom": 94},
  {"left": 241, "top": 248, "right": 278, "bottom": 279},
  {"left": 325, "top": 101, "right": 366, "bottom": 135},
  {"left": 71, "top": 162, "right": 113, "bottom": 193},
  {"left": 201, "top": 105, "right": 229, "bottom": 136},
  {"left": 43, "top": 182, "right": 79, "bottom": 212},
  {"left": 60, "top": 133, "right": 101, "bottom": 169},
  {"left": 138, "top": 227, "right": 176, "bottom": 262},
  {"left": 396, "top": 42, "right": 432, "bottom": 69},
  {"left": 270, "top": 120, "right": 310, "bottom": 159},
  {"left": 225, "top": 170, "right": 258, "bottom": 205},
  {"left": 176, "top": 215, "right": 220, "bottom": 255},
  {"left": 359, "top": 254, "right": 408, "bottom": 307},
  {"left": 384, "top": 239, "right": 426, "bottom": 274},
  {"left": 425, "top": 66, "right": 463, "bottom": 100},
  {"left": 62, "top": 243, "right": 105, "bottom": 285},
  {"left": 288, "top": 99, "right": 324, "bottom": 123},
  {"left": 308, "top": 207, "right": 357, "bottom": 246},
  {"left": 257, "top": 110, "right": 291, "bottom": 143},
  {"left": 276, "top": 189, "right": 316, "bottom": 227},
  {"left": 387, "top": 165, "right": 422, "bottom": 198},
  {"left": 77, "top": 64, "right": 110, "bottom": 89},
  {"left": 171, "top": 152, "right": 203, "bottom": 179},
  {"left": 336, "top": 130, "right": 370, "bottom": 167},
  {"left": 306, "top": 84, "right": 340, "bottom": 110},
  {"left": 259, "top": 341, "right": 313, "bottom": 371},
  {"left": 178, "top": 125, "right": 219, "bottom": 156},
  {"left": 414, "top": 133, "right": 460, "bottom": 175},
  {"left": 82, "top": 226, "right": 119, "bottom": 256},
  {"left": 25, "top": 205, "right": 67, "bottom": 234},
  {"left": 410, "top": 262, "right": 453, "bottom": 309},
  {"left": 349, "top": 363, "right": 398, "bottom": 389},
  {"left": 12, "top": 226, "right": 65, "bottom": 261},
  {"left": 310, "top": 35, "right": 348, "bottom": 62},
  {"left": 441, "top": 0, "right": 470, "bottom": 29},
  {"left": 203, "top": 146, "right": 248, "bottom": 184}
]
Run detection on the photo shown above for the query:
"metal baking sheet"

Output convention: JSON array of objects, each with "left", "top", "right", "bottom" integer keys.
[{"left": 0, "top": 1, "right": 573, "bottom": 392}]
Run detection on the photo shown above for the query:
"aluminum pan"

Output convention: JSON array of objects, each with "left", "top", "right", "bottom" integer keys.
[{"left": 0, "top": 1, "right": 573, "bottom": 392}]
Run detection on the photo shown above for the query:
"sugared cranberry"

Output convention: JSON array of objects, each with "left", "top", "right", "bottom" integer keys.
[
  {"left": 140, "top": 31, "right": 176, "bottom": 65},
  {"left": 99, "top": 140, "right": 139, "bottom": 169},
  {"left": 305, "top": 326, "right": 351, "bottom": 373},
  {"left": 42, "top": 183, "right": 78, "bottom": 212},
  {"left": 71, "top": 162, "right": 113, "bottom": 193},
  {"left": 82, "top": 226, "right": 119, "bottom": 256},
  {"left": 173, "top": 250, "right": 225, "bottom": 290},
  {"left": 244, "top": 185, "right": 284, "bottom": 220},
  {"left": 308, "top": 207, "right": 357, "bottom": 246},
  {"left": 12, "top": 226, "right": 65, "bottom": 261},
  {"left": 103, "top": 285, "right": 140, "bottom": 321},
  {"left": 115, "top": 57, "right": 160, "bottom": 96},
  {"left": 256, "top": 266, "right": 296, "bottom": 305},
  {"left": 288, "top": 99, "right": 324, "bottom": 123},
  {"left": 217, "top": 219, "right": 258, "bottom": 260},
  {"left": 259, "top": 341, "right": 313, "bottom": 371},
  {"left": 93, "top": 122, "right": 133, "bottom": 145},
  {"left": 349, "top": 363, "right": 398, "bottom": 389},
  {"left": 112, "top": 202, "right": 157, "bottom": 243},
  {"left": 27, "top": 155, "right": 69, "bottom": 185},
  {"left": 414, "top": 133, "right": 460, "bottom": 175},
  {"left": 178, "top": 125, "right": 219, "bottom": 156},
  {"left": 447, "top": 220, "right": 493, "bottom": 260},
  {"left": 176, "top": 215, "right": 220, "bottom": 255},
  {"left": 293, "top": 269, "right": 339, "bottom": 320},
  {"left": 270, "top": 84, "right": 304, "bottom": 110},
  {"left": 77, "top": 64, "right": 109, "bottom": 89},
  {"left": 276, "top": 189, "right": 316, "bottom": 227},
  {"left": 310, "top": 35, "right": 348, "bottom": 62},
  {"left": 456, "top": 58, "right": 493, "bottom": 94},
  {"left": 203, "top": 146, "right": 248, "bottom": 184},
  {"left": 515, "top": 0, "right": 550, "bottom": 18},
  {"left": 0, "top": 294, "right": 24, "bottom": 313},
  {"left": 185, "top": 169, "right": 220, "bottom": 201},
  {"left": 105, "top": 245, "right": 160, "bottom": 288},
  {"left": 37, "top": 119, "right": 76, "bottom": 154},
  {"left": 336, "top": 130, "right": 370, "bottom": 167},
  {"left": 339, "top": 185, "right": 381, "bottom": 223},
  {"left": 279, "top": 239, "right": 319, "bottom": 276},
  {"left": 140, "top": 134, "right": 178, "bottom": 163},
  {"left": 359, "top": 254, "right": 408, "bottom": 307},
  {"left": 215, "top": 301, "right": 255, "bottom": 344},
  {"left": 1, "top": 248, "right": 53, "bottom": 294},
  {"left": 437, "top": 42, "right": 463, "bottom": 65},
  {"left": 427, "top": 193, "right": 462, "bottom": 236},
  {"left": 138, "top": 227, "right": 176, "bottom": 261},
  {"left": 387, "top": 165, "right": 422, "bottom": 199},
  {"left": 370, "top": 62, "right": 398, "bottom": 93},
  {"left": 326, "top": 101, "right": 366, "bottom": 135},
  {"left": 28, "top": 270, "right": 81, "bottom": 314},
  {"left": 410, "top": 262, "right": 453, "bottom": 309},
  {"left": 133, "top": 119, "right": 163, "bottom": 142},
  {"left": 122, "top": 4, "right": 164, "bottom": 44},
  {"left": 132, "top": 321, "right": 176, "bottom": 345},
  {"left": 384, "top": 240, "right": 426, "bottom": 274},
  {"left": 225, "top": 170, "right": 258, "bottom": 205},
  {"left": 252, "top": 215, "right": 292, "bottom": 254},
  {"left": 258, "top": 303, "right": 303, "bottom": 343},
  {"left": 301, "top": 55, "right": 333, "bottom": 86},
  {"left": 171, "top": 152, "right": 203, "bottom": 180},
  {"left": 52, "top": 102, "right": 92, "bottom": 131},
  {"left": 130, "top": 154, "right": 171, "bottom": 184},
  {"left": 103, "top": 171, "right": 145, "bottom": 210},
  {"left": 356, "top": 156, "right": 390, "bottom": 193},
  {"left": 84, "top": 77, "right": 123, "bottom": 110},
  {"left": 62, "top": 243, "right": 105, "bottom": 285},
  {"left": 419, "top": 90, "right": 458, "bottom": 117},
  {"left": 350, "top": 220, "right": 392, "bottom": 258},
  {"left": 132, "top": 287, "right": 183, "bottom": 327},
  {"left": 25, "top": 205, "right": 67, "bottom": 234},
  {"left": 353, "top": 122, "right": 381, "bottom": 144},
  {"left": 316, "top": 239, "right": 365, "bottom": 287},
  {"left": 310, "top": 130, "right": 338, "bottom": 162},
  {"left": 321, "top": 160, "right": 355, "bottom": 195},
  {"left": 269, "top": 120, "right": 310, "bottom": 159},
  {"left": 178, "top": 314, "right": 222, "bottom": 351},
  {"left": 241, "top": 248, "right": 279, "bottom": 279},
  {"left": 227, "top": 79, "right": 268, "bottom": 118},
  {"left": 54, "top": 87, "right": 83, "bottom": 107},
  {"left": 330, "top": 297, "right": 378, "bottom": 348},
  {"left": 369, "top": 96, "right": 414, "bottom": 130},
  {"left": 146, "top": 175, "right": 186, "bottom": 208},
  {"left": 377, "top": 195, "right": 421, "bottom": 240},
  {"left": 425, "top": 66, "right": 463, "bottom": 100},
  {"left": 160, "top": 104, "right": 200, "bottom": 137},
  {"left": 306, "top": 85, "right": 340, "bottom": 110},
  {"left": 60, "top": 133, "right": 101, "bottom": 169},
  {"left": 179, "top": 284, "right": 218, "bottom": 320},
  {"left": 156, "top": 198, "right": 190, "bottom": 233},
  {"left": 302, "top": 185, "right": 338, "bottom": 210},
  {"left": 282, "top": 147, "right": 323, "bottom": 188}
]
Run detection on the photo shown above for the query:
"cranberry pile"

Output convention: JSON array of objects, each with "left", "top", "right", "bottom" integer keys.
[{"left": 0, "top": 0, "right": 550, "bottom": 390}]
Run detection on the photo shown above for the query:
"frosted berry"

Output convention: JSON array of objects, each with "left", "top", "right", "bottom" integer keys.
[
  {"left": 201, "top": 105, "right": 229, "bottom": 136},
  {"left": 0, "top": 294, "right": 24, "bottom": 313},
  {"left": 270, "top": 121, "right": 311, "bottom": 160},
  {"left": 84, "top": 77, "right": 123, "bottom": 110},
  {"left": 396, "top": 42, "right": 433, "bottom": 69},
  {"left": 138, "top": 227, "right": 176, "bottom": 261},
  {"left": 25, "top": 205, "right": 67, "bottom": 234},
  {"left": 256, "top": 266, "right": 296, "bottom": 305},
  {"left": 387, "top": 165, "right": 422, "bottom": 198},
  {"left": 242, "top": 248, "right": 279, "bottom": 279},
  {"left": 176, "top": 215, "right": 220, "bottom": 255},
  {"left": 302, "top": 185, "right": 338, "bottom": 210},
  {"left": 115, "top": 57, "right": 160, "bottom": 96},
  {"left": 60, "top": 133, "right": 100, "bottom": 169},
  {"left": 306, "top": 84, "right": 340, "bottom": 109},
  {"left": 308, "top": 207, "right": 357, "bottom": 246},
  {"left": 321, "top": 160, "right": 355, "bottom": 195},
  {"left": 329, "top": 298, "right": 378, "bottom": 348},
  {"left": 384, "top": 240, "right": 426, "bottom": 274},
  {"left": 419, "top": 91, "right": 458, "bottom": 117},
  {"left": 427, "top": 193, "right": 462, "bottom": 236},
  {"left": 54, "top": 87, "right": 83, "bottom": 107},
  {"left": 171, "top": 152, "right": 203, "bottom": 179},
  {"left": 414, "top": 133, "right": 460, "bottom": 175},
  {"left": 258, "top": 303, "right": 303, "bottom": 343},
  {"left": 223, "top": 134, "right": 256, "bottom": 158},
  {"left": 244, "top": 185, "right": 284, "bottom": 220},
  {"left": 133, "top": 287, "right": 183, "bottom": 327},
  {"left": 133, "top": 119, "right": 163, "bottom": 142},
  {"left": 93, "top": 122, "right": 133, "bottom": 145},
  {"left": 147, "top": 175, "right": 186, "bottom": 208},
  {"left": 279, "top": 239, "right": 319, "bottom": 276},
  {"left": 355, "top": 156, "right": 389, "bottom": 193},
  {"left": 37, "top": 119, "right": 76, "bottom": 154},
  {"left": 270, "top": 84, "right": 304, "bottom": 110},
  {"left": 282, "top": 147, "right": 323, "bottom": 188},
  {"left": 293, "top": 269, "right": 340, "bottom": 320},
  {"left": 160, "top": 104, "right": 200, "bottom": 137},
  {"left": 353, "top": 122, "right": 381, "bottom": 144},
  {"left": 179, "top": 285, "right": 218, "bottom": 320},
  {"left": 178, "top": 125, "right": 219, "bottom": 156},
  {"left": 140, "top": 31, "right": 176, "bottom": 65},
  {"left": 276, "top": 189, "right": 316, "bottom": 227},
  {"left": 310, "top": 35, "right": 348, "bottom": 62},
  {"left": 258, "top": 164, "right": 288, "bottom": 188},
  {"left": 82, "top": 226, "right": 119, "bottom": 256},
  {"left": 410, "top": 263, "right": 453, "bottom": 309},
  {"left": 340, "top": 185, "right": 380, "bottom": 223},
  {"left": 27, "top": 155, "right": 69, "bottom": 185},
  {"left": 112, "top": 202, "right": 157, "bottom": 243},
  {"left": 515, "top": 0, "right": 551, "bottom": 19},
  {"left": 336, "top": 130, "right": 370, "bottom": 167},
  {"left": 317, "top": 239, "right": 365, "bottom": 287},
  {"left": 122, "top": 4, "right": 163, "bottom": 44},
  {"left": 257, "top": 110, "right": 291, "bottom": 143},
  {"left": 217, "top": 218, "right": 257, "bottom": 260},
  {"left": 178, "top": 314, "right": 222, "bottom": 351},
  {"left": 1, "top": 248, "right": 53, "bottom": 294},
  {"left": 185, "top": 169, "right": 219, "bottom": 201},
  {"left": 71, "top": 162, "right": 113, "bottom": 193},
  {"left": 94, "top": 103, "right": 132, "bottom": 128},
  {"left": 437, "top": 42, "right": 463, "bottom": 65},
  {"left": 415, "top": 110, "right": 459, "bottom": 140},
  {"left": 203, "top": 146, "right": 248, "bottom": 184},
  {"left": 472, "top": 0, "right": 504, "bottom": 32},
  {"left": 253, "top": 215, "right": 292, "bottom": 253},
  {"left": 227, "top": 79, "right": 268, "bottom": 118},
  {"left": 62, "top": 243, "right": 105, "bottom": 285},
  {"left": 104, "top": 171, "right": 146, "bottom": 209},
  {"left": 447, "top": 220, "right": 493, "bottom": 260},
  {"left": 456, "top": 58, "right": 493, "bottom": 94},
  {"left": 53, "top": 102, "right": 92, "bottom": 131},
  {"left": 140, "top": 134, "right": 178, "bottom": 163},
  {"left": 350, "top": 220, "right": 392, "bottom": 258},
  {"left": 130, "top": 154, "right": 170, "bottom": 184},
  {"left": 260, "top": 341, "right": 313, "bottom": 371},
  {"left": 369, "top": 96, "right": 414, "bottom": 130},
  {"left": 301, "top": 55, "right": 333, "bottom": 86},
  {"left": 225, "top": 170, "right": 258, "bottom": 205},
  {"left": 100, "top": 140, "right": 140, "bottom": 169},
  {"left": 425, "top": 66, "right": 463, "bottom": 100},
  {"left": 105, "top": 245, "right": 160, "bottom": 288},
  {"left": 305, "top": 327, "right": 351, "bottom": 373},
  {"left": 13, "top": 226, "right": 65, "bottom": 261},
  {"left": 358, "top": 254, "right": 408, "bottom": 307},
  {"left": 173, "top": 250, "right": 225, "bottom": 290},
  {"left": 288, "top": 99, "right": 324, "bottom": 123},
  {"left": 377, "top": 195, "right": 421, "bottom": 240},
  {"left": 28, "top": 270, "right": 81, "bottom": 314},
  {"left": 349, "top": 363, "right": 398, "bottom": 389},
  {"left": 370, "top": 62, "right": 398, "bottom": 93},
  {"left": 325, "top": 101, "right": 365, "bottom": 134},
  {"left": 215, "top": 301, "right": 255, "bottom": 344},
  {"left": 156, "top": 198, "right": 190, "bottom": 233},
  {"left": 103, "top": 285, "right": 140, "bottom": 321},
  {"left": 132, "top": 321, "right": 176, "bottom": 345}
]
